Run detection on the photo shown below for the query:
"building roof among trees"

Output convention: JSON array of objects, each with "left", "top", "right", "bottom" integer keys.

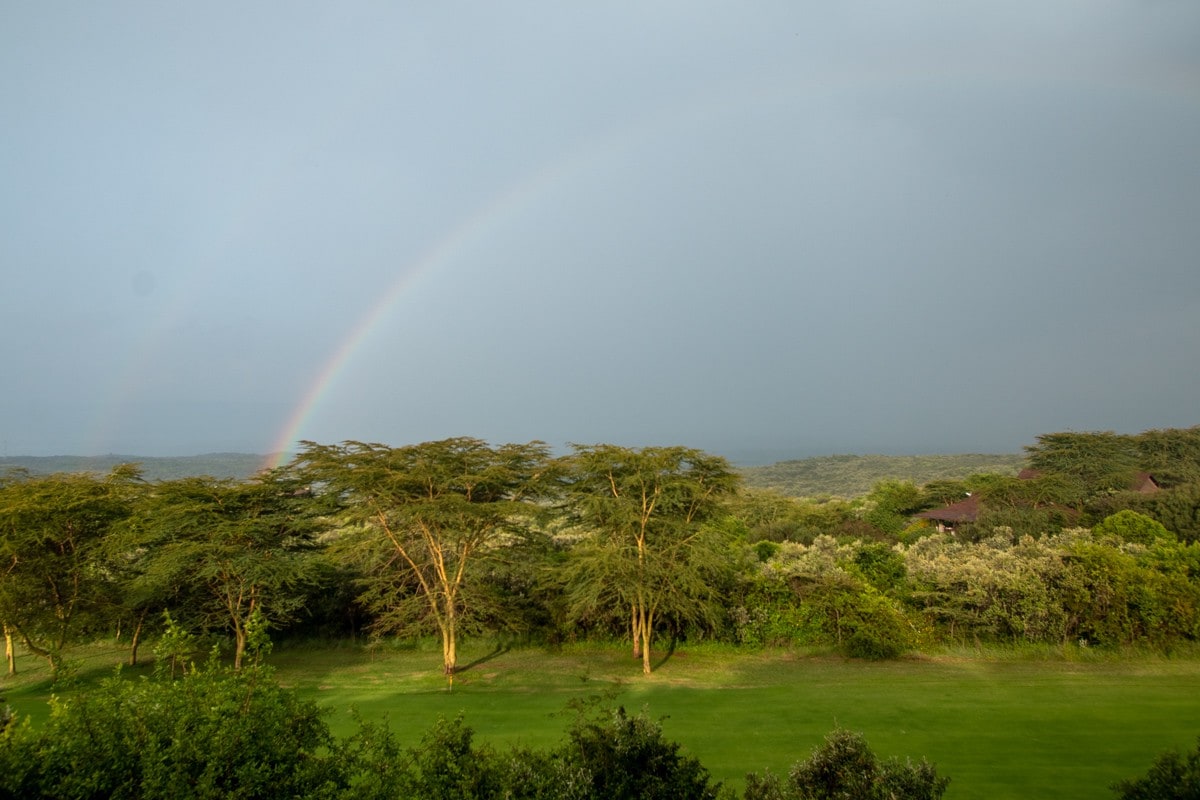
[
  {"left": 1131, "top": 472, "right": 1161, "bottom": 493},
  {"left": 916, "top": 494, "right": 981, "bottom": 524}
]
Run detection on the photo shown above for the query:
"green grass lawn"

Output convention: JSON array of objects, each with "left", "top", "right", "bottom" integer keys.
[{"left": 5, "top": 640, "right": 1199, "bottom": 799}]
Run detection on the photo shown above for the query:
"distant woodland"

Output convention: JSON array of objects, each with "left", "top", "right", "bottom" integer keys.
[
  {"left": 739, "top": 453, "right": 1028, "bottom": 498},
  {"left": 0, "top": 453, "right": 271, "bottom": 481},
  {"left": 1, "top": 451, "right": 1026, "bottom": 497}
]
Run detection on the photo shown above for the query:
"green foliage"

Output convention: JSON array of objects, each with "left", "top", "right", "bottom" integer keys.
[
  {"left": 0, "top": 467, "right": 140, "bottom": 670},
  {"left": 790, "top": 577, "right": 913, "bottom": 660},
  {"left": 729, "top": 577, "right": 817, "bottom": 647},
  {"left": 1094, "top": 510, "right": 1175, "bottom": 546},
  {"left": 0, "top": 657, "right": 344, "bottom": 799},
  {"left": 152, "top": 611, "right": 197, "bottom": 678},
  {"left": 0, "top": 655, "right": 732, "bottom": 800},
  {"left": 121, "top": 470, "right": 324, "bottom": 669},
  {"left": 1133, "top": 426, "right": 1200, "bottom": 489},
  {"left": 1112, "top": 737, "right": 1200, "bottom": 799},
  {"left": 1024, "top": 426, "right": 1200, "bottom": 498},
  {"left": 561, "top": 445, "right": 740, "bottom": 673},
  {"left": 337, "top": 700, "right": 725, "bottom": 800},
  {"left": 1141, "top": 483, "right": 1200, "bottom": 544},
  {"left": 743, "top": 728, "right": 949, "bottom": 800},
  {"left": 762, "top": 538, "right": 915, "bottom": 658},
  {"left": 726, "top": 489, "right": 854, "bottom": 544},
  {"left": 905, "top": 533, "right": 1076, "bottom": 644},
  {"left": 841, "top": 603, "right": 912, "bottom": 659},
  {"left": 754, "top": 540, "right": 781, "bottom": 563},
  {"left": 1025, "top": 431, "right": 1142, "bottom": 493},
  {"left": 560, "top": 705, "right": 723, "bottom": 800},
  {"left": 971, "top": 504, "right": 1079, "bottom": 540},
  {"left": 295, "top": 438, "right": 556, "bottom": 678},
  {"left": 902, "top": 529, "right": 1200, "bottom": 648},
  {"left": 850, "top": 543, "right": 907, "bottom": 593},
  {"left": 396, "top": 716, "right": 503, "bottom": 800},
  {"left": 860, "top": 480, "right": 927, "bottom": 538}
]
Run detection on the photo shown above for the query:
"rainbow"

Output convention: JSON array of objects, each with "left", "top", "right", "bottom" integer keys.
[
  {"left": 261, "top": 146, "right": 599, "bottom": 470},
  {"left": 261, "top": 84, "right": 712, "bottom": 470},
  {"left": 261, "top": 65, "right": 1199, "bottom": 471}
]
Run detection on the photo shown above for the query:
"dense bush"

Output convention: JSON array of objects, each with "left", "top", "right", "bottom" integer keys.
[
  {"left": 743, "top": 728, "right": 949, "bottom": 800},
  {"left": 759, "top": 538, "right": 915, "bottom": 658},
  {"left": 0, "top": 657, "right": 345, "bottom": 799},
  {"left": 1111, "top": 738, "right": 1200, "bottom": 799},
  {"left": 557, "top": 704, "right": 723, "bottom": 800}
]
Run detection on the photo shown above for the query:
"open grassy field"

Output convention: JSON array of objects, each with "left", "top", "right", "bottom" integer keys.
[{"left": 5, "top": 640, "right": 1199, "bottom": 799}]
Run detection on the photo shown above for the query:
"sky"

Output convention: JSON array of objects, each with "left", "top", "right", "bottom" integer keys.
[{"left": 2, "top": 2, "right": 1199, "bottom": 465}]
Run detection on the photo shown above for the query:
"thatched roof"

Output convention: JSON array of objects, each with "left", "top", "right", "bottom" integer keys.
[{"left": 916, "top": 494, "right": 981, "bottom": 524}]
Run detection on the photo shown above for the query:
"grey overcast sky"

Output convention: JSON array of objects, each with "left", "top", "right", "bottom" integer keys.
[{"left": 3, "top": 2, "right": 1198, "bottom": 463}]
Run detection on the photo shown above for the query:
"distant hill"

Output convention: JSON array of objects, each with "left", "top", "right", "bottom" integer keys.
[
  {"left": 739, "top": 453, "right": 1028, "bottom": 498},
  {"left": 3, "top": 451, "right": 1028, "bottom": 496},
  {"left": 0, "top": 453, "right": 273, "bottom": 482}
]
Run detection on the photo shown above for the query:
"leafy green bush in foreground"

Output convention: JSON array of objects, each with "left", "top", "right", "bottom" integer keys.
[
  {"left": 1112, "top": 738, "right": 1200, "bottom": 799},
  {"left": 743, "top": 728, "right": 949, "bottom": 800}
]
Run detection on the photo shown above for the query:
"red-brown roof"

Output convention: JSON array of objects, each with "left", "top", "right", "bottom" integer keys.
[
  {"left": 916, "top": 494, "right": 981, "bottom": 523},
  {"left": 1132, "top": 472, "right": 1160, "bottom": 493}
]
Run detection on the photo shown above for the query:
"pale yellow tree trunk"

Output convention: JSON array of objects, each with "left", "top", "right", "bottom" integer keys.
[
  {"left": 640, "top": 607, "right": 654, "bottom": 675},
  {"left": 128, "top": 611, "right": 146, "bottom": 667},
  {"left": 631, "top": 605, "right": 642, "bottom": 659},
  {"left": 442, "top": 615, "right": 457, "bottom": 676},
  {"left": 4, "top": 624, "right": 15, "bottom": 676}
]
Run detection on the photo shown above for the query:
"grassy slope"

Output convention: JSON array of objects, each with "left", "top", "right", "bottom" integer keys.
[
  {"left": 6, "top": 641, "right": 1196, "bottom": 799},
  {"left": 739, "top": 453, "right": 1028, "bottom": 498}
]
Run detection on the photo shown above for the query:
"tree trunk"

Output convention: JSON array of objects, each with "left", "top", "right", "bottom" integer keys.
[
  {"left": 128, "top": 611, "right": 146, "bottom": 667},
  {"left": 443, "top": 632, "right": 457, "bottom": 676},
  {"left": 15, "top": 628, "right": 57, "bottom": 673},
  {"left": 631, "top": 605, "right": 643, "bottom": 659},
  {"left": 442, "top": 604, "right": 458, "bottom": 681},
  {"left": 233, "top": 625, "right": 246, "bottom": 671},
  {"left": 640, "top": 607, "right": 653, "bottom": 675},
  {"left": 4, "top": 625, "right": 14, "bottom": 676}
]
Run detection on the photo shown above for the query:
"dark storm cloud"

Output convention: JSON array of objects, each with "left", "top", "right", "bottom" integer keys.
[{"left": 2, "top": 2, "right": 1197, "bottom": 460}]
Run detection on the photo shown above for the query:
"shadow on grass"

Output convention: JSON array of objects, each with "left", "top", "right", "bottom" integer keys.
[
  {"left": 454, "top": 642, "right": 512, "bottom": 674},
  {"left": 651, "top": 635, "right": 678, "bottom": 672}
]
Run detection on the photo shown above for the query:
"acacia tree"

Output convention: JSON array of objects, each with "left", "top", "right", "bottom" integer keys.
[
  {"left": 561, "top": 445, "right": 740, "bottom": 675},
  {"left": 121, "top": 470, "right": 323, "bottom": 669},
  {"left": 294, "top": 437, "right": 554, "bottom": 680},
  {"left": 0, "top": 466, "right": 140, "bottom": 673},
  {"left": 1025, "top": 431, "right": 1141, "bottom": 498}
]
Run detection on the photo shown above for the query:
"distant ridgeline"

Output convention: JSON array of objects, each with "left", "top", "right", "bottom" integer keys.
[
  {"left": 9, "top": 428, "right": 1197, "bottom": 499},
  {"left": 3, "top": 451, "right": 1028, "bottom": 496},
  {"left": 0, "top": 453, "right": 270, "bottom": 482},
  {"left": 3, "top": 451, "right": 1027, "bottom": 496},
  {"left": 738, "top": 453, "right": 1028, "bottom": 498}
]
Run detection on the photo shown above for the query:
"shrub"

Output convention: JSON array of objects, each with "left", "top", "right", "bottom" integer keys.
[
  {"left": 558, "top": 705, "right": 723, "bottom": 800},
  {"left": 0, "top": 655, "right": 345, "bottom": 799},
  {"left": 1094, "top": 510, "right": 1176, "bottom": 546},
  {"left": 1111, "top": 738, "right": 1200, "bottom": 799},
  {"left": 743, "top": 728, "right": 949, "bottom": 800}
]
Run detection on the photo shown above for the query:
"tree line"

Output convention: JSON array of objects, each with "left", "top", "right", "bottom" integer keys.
[{"left": 1, "top": 427, "right": 1199, "bottom": 679}]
